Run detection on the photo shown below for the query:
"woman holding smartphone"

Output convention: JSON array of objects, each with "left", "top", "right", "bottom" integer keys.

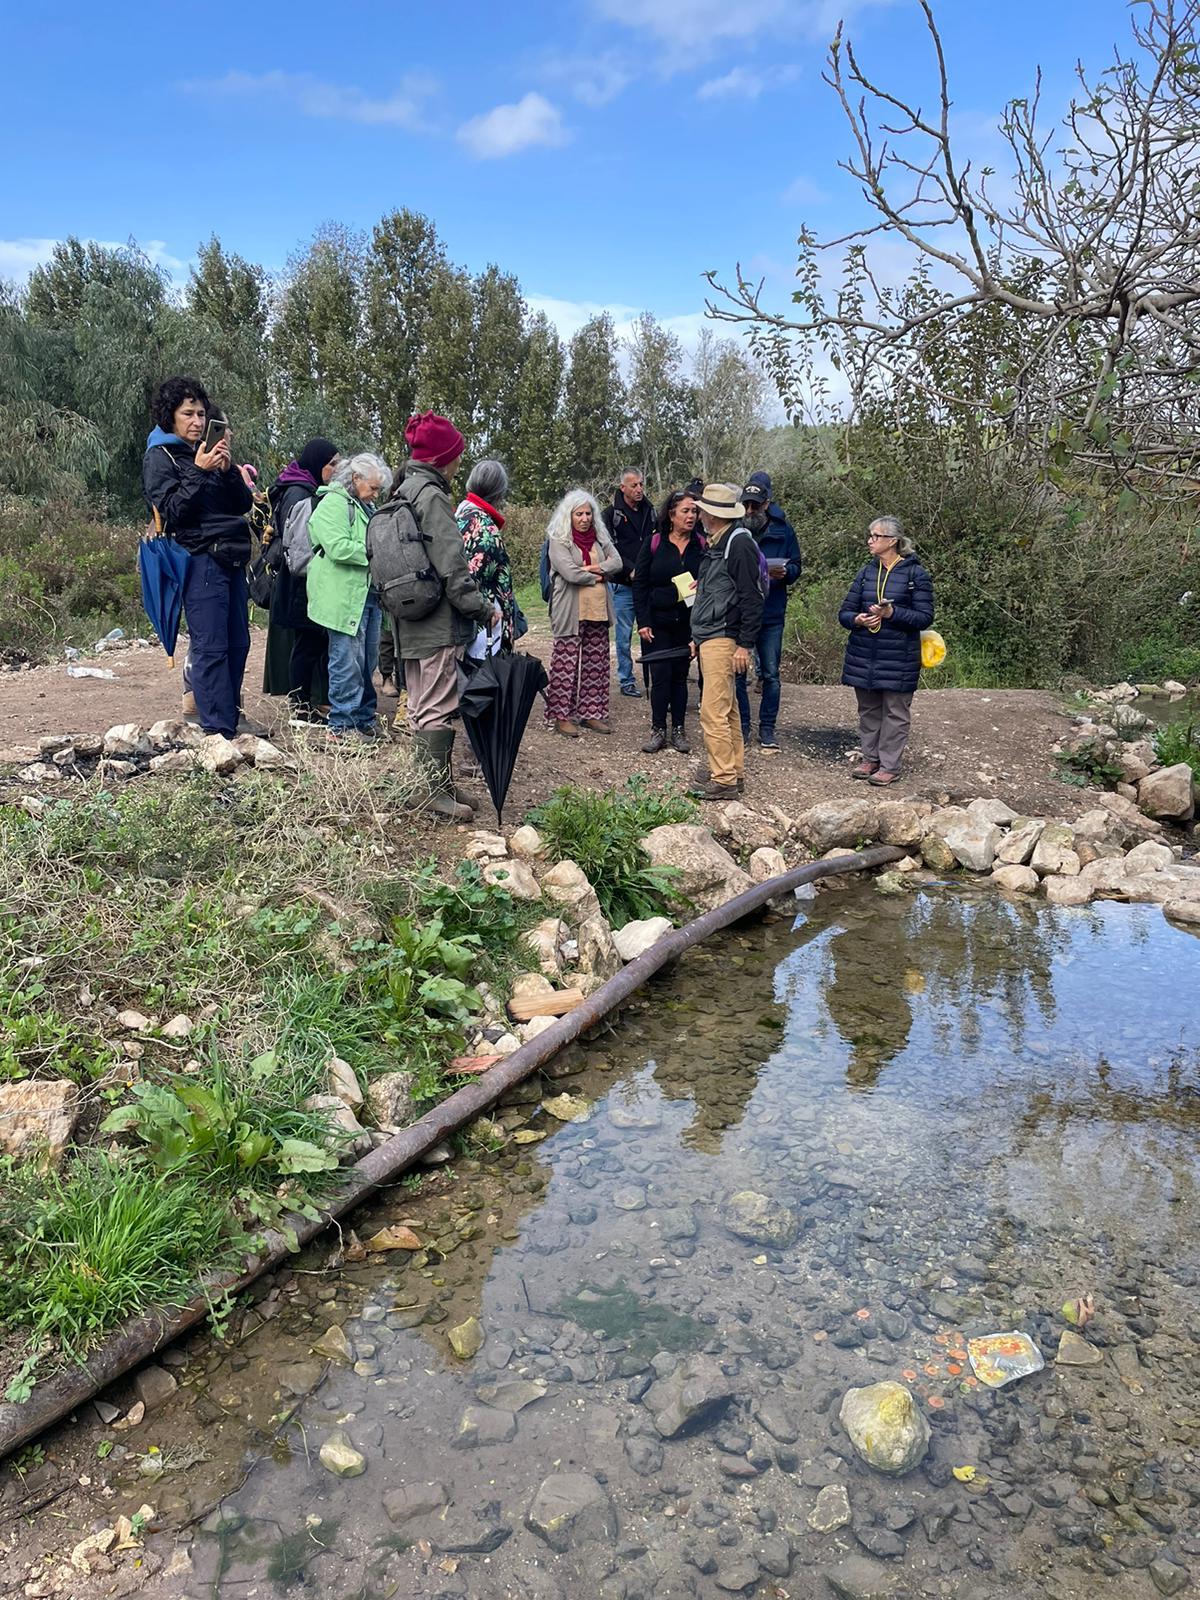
[
  {"left": 143, "top": 376, "right": 253, "bottom": 739},
  {"left": 838, "top": 514, "right": 934, "bottom": 786}
]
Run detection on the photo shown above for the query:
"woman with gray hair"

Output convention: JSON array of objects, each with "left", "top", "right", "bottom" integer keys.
[
  {"left": 839, "top": 514, "right": 935, "bottom": 785},
  {"left": 306, "top": 451, "right": 393, "bottom": 739},
  {"left": 455, "top": 459, "right": 515, "bottom": 658},
  {"left": 544, "top": 488, "right": 623, "bottom": 736}
]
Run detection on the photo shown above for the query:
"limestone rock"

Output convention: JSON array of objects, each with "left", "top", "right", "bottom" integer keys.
[
  {"left": 825, "top": 1554, "right": 904, "bottom": 1600},
  {"left": 196, "top": 734, "right": 243, "bottom": 775},
  {"left": 312, "top": 1324, "right": 355, "bottom": 1364},
  {"left": 1079, "top": 856, "right": 1130, "bottom": 897},
  {"left": 967, "top": 797, "right": 1017, "bottom": 826},
  {"left": 448, "top": 1316, "right": 484, "bottom": 1359},
  {"left": 838, "top": 1381, "right": 930, "bottom": 1475},
  {"left": 147, "top": 717, "right": 201, "bottom": 748},
  {"left": 639, "top": 823, "right": 752, "bottom": 913},
  {"left": 1096, "top": 789, "right": 1163, "bottom": 837},
  {"left": 149, "top": 750, "right": 198, "bottom": 776},
  {"left": 795, "top": 798, "right": 878, "bottom": 854},
  {"left": 990, "top": 863, "right": 1039, "bottom": 894},
  {"left": 383, "top": 1482, "right": 449, "bottom": 1524},
  {"left": 1164, "top": 898, "right": 1200, "bottom": 926},
  {"left": 326, "top": 1055, "right": 362, "bottom": 1108},
  {"left": 1031, "top": 822, "right": 1079, "bottom": 875},
  {"left": 997, "top": 817, "right": 1045, "bottom": 865},
  {"left": 319, "top": 1430, "right": 366, "bottom": 1477},
  {"left": 873, "top": 800, "right": 930, "bottom": 849},
  {"left": 612, "top": 916, "right": 672, "bottom": 961},
  {"left": 1124, "top": 863, "right": 1200, "bottom": 904},
  {"left": 103, "top": 723, "right": 148, "bottom": 757},
  {"left": 508, "top": 824, "right": 546, "bottom": 858},
  {"left": 541, "top": 859, "right": 603, "bottom": 924},
  {"left": 719, "top": 801, "right": 781, "bottom": 851},
  {"left": 722, "top": 1190, "right": 798, "bottom": 1247},
  {"left": 453, "top": 1405, "right": 517, "bottom": 1448},
  {"left": 576, "top": 915, "right": 623, "bottom": 980},
  {"left": 810, "top": 1483, "right": 852, "bottom": 1533},
  {"left": 233, "top": 734, "right": 288, "bottom": 768},
  {"left": 304, "top": 1093, "right": 367, "bottom": 1148},
  {"left": 748, "top": 846, "right": 788, "bottom": 883},
  {"left": 364, "top": 1071, "right": 417, "bottom": 1131},
  {"left": 1044, "top": 877, "right": 1094, "bottom": 907},
  {"left": 1138, "top": 762, "right": 1195, "bottom": 822},
  {"left": 940, "top": 818, "right": 1002, "bottom": 872},
  {"left": 99, "top": 758, "right": 137, "bottom": 782},
  {"left": 520, "top": 1014, "right": 559, "bottom": 1041},
  {"left": 643, "top": 1356, "right": 735, "bottom": 1438},
  {"left": 17, "top": 762, "right": 62, "bottom": 784},
  {"left": 482, "top": 858, "right": 542, "bottom": 901},
  {"left": 1057, "top": 1330, "right": 1103, "bottom": 1366},
  {"left": 1116, "top": 739, "right": 1157, "bottom": 785},
  {"left": 919, "top": 831, "right": 957, "bottom": 872},
  {"left": 526, "top": 1472, "right": 616, "bottom": 1553},
  {"left": 1125, "top": 839, "right": 1174, "bottom": 874},
  {"left": 116, "top": 1009, "right": 151, "bottom": 1031},
  {"left": 510, "top": 971, "right": 555, "bottom": 1002},
  {"left": 521, "top": 916, "right": 571, "bottom": 977},
  {"left": 466, "top": 830, "right": 508, "bottom": 859},
  {"left": 0, "top": 1079, "right": 81, "bottom": 1168},
  {"left": 133, "top": 1365, "right": 177, "bottom": 1411}
]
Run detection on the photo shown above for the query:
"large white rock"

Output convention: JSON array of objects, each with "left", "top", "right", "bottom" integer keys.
[
  {"left": 521, "top": 917, "right": 571, "bottom": 978},
  {"left": 639, "top": 824, "right": 753, "bottom": 913},
  {"left": 1164, "top": 898, "right": 1200, "bottom": 926},
  {"left": 839, "top": 1382, "right": 930, "bottom": 1475},
  {"left": 197, "top": 734, "right": 243, "bottom": 775},
  {"left": 873, "top": 800, "right": 931, "bottom": 849},
  {"left": 508, "top": 824, "right": 546, "bottom": 859},
  {"left": 612, "top": 916, "right": 672, "bottom": 961},
  {"left": 0, "top": 1079, "right": 81, "bottom": 1167},
  {"left": 103, "top": 723, "right": 148, "bottom": 757},
  {"left": 748, "top": 846, "right": 788, "bottom": 883},
  {"left": 576, "top": 916, "right": 623, "bottom": 980},
  {"left": 940, "top": 818, "right": 1002, "bottom": 872},
  {"left": 1138, "top": 763, "right": 1195, "bottom": 823},
  {"left": 234, "top": 734, "right": 289, "bottom": 768},
  {"left": 1124, "top": 839, "right": 1175, "bottom": 874},
  {"left": 147, "top": 718, "right": 202, "bottom": 748},
  {"left": 149, "top": 749, "right": 198, "bottom": 776},
  {"left": 1095, "top": 790, "right": 1163, "bottom": 837},
  {"left": 1044, "top": 876, "right": 1094, "bottom": 906},
  {"left": 1116, "top": 740, "right": 1157, "bottom": 785},
  {"left": 717, "top": 802, "right": 781, "bottom": 852},
  {"left": 1080, "top": 857, "right": 1130, "bottom": 897},
  {"left": 1031, "top": 822, "right": 1080, "bottom": 876},
  {"left": 482, "top": 859, "right": 542, "bottom": 901},
  {"left": 990, "top": 863, "right": 1039, "bottom": 894},
  {"left": 996, "top": 817, "right": 1045, "bottom": 865},
  {"left": 967, "top": 797, "right": 1018, "bottom": 827},
  {"left": 541, "top": 859, "right": 602, "bottom": 924},
  {"left": 795, "top": 799, "right": 878, "bottom": 854}
]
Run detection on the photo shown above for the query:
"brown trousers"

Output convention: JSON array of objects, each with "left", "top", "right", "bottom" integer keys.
[
  {"left": 698, "top": 637, "right": 745, "bottom": 788},
  {"left": 405, "top": 646, "right": 461, "bottom": 731}
]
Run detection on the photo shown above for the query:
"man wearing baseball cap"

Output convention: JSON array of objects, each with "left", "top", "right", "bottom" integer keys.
[
  {"left": 735, "top": 470, "right": 801, "bottom": 753},
  {"left": 689, "top": 483, "right": 764, "bottom": 798}
]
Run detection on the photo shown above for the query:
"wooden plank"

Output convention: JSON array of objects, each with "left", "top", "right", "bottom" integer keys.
[{"left": 507, "top": 988, "right": 586, "bottom": 1022}]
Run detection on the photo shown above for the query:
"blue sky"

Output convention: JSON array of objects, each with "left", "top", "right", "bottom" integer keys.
[{"left": 4, "top": 0, "right": 1134, "bottom": 348}]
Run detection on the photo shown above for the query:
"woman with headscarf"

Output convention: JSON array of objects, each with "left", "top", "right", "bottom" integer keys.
[
  {"left": 263, "top": 438, "right": 339, "bottom": 722},
  {"left": 544, "top": 489, "right": 623, "bottom": 737}
]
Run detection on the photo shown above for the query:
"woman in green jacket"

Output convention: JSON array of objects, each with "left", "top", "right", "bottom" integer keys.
[{"left": 306, "top": 452, "right": 392, "bottom": 739}]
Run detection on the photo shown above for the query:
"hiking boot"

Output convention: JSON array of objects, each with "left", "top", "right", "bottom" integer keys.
[
  {"left": 642, "top": 727, "right": 667, "bottom": 753},
  {"left": 620, "top": 682, "right": 642, "bottom": 698},
  {"left": 237, "top": 713, "right": 270, "bottom": 738},
  {"left": 670, "top": 726, "right": 691, "bottom": 754},
  {"left": 850, "top": 760, "right": 879, "bottom": 780},
  {"left": 181, "top": 689, "right": 197, "bottom": 718},
  {"left": 692, "top": 762, "right": 744, "bottom": 794},
  {"left": 554, "top": 719, "right": 582, "bottom": 738},
  {"left": 379, "top": 676, "right": 400, "bottom": 698},
  {"left": 581, "top": 719, "right": 612, "bottom": 734},
  {"left": 690, "top": 779, "right": 739, "bottom": 802},
  {"left": 868, "top": 769, "right": 900, "bottom": 786}
]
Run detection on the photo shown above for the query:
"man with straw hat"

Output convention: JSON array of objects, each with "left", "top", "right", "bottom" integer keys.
[{"left": 689, "top": 483, "right": 765, "bottom": 799}]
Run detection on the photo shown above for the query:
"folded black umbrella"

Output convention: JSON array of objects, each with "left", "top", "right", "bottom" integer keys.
[{"left": 456, "top": 650, "right": 549, "bottom": 824}]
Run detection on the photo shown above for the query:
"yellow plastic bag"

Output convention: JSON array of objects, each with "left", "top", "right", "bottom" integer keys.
[{"left": 920, "top": 629, "right": 946, "bottom": 669}]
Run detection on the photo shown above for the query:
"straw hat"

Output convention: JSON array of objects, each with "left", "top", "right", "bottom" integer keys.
[{"left": 694, "top": 482, "right": 746, "bottom": 521}]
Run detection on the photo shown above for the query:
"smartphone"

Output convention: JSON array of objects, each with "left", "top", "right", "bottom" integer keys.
[{"left": 200, "top": 417, "right": 228, "bottom": 453}]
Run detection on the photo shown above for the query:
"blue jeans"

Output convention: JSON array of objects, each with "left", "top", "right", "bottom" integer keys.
[
  {"left": 326, "top": 596, "right": 381, "bottom": 732},
  {"left": 182, "top": 554, "right": 250, "bottom": 737},
  {"left": 736, "top": 618, "right": 784, "bottom": 738},
  {"left": 611, "top": 583, "right": 637, "bottom": 688}
]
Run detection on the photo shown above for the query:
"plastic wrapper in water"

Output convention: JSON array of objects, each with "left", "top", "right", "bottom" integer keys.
[{"left": 967, "top": 1331, "right": 1045, "bottom": 1388}]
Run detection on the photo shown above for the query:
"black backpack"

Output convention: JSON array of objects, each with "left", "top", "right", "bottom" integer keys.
[{"left": 368, "top": 480, "right": 445, "bottom": 624}]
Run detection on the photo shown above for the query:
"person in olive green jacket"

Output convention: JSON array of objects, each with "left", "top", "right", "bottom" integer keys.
[
  {"left": 390, "top": 412, "right": 497, "bottom": 821},
  {"left": 306, "top": 452, "right": 392, "bottom": 738}
]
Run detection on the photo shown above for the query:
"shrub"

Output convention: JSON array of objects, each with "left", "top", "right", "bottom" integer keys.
[
  {"left": 1152, "top": 721, "right": 1200, "bottom": 780},
  {"left": 529, "top": 777, "right": 697, "bottom": 926},
  {"left": 503, "top": 502, "right": 551, "bottom": 586}
]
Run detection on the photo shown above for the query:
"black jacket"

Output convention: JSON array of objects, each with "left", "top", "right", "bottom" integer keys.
[
  {"left": 143, "top": 440, "right": 253, "bottom": 567},
  {"left": 602, "top": 491, "right": 656, "bottom": 586},
  {"left": 691, "top": 525, "right": 764, "bottom": 649},
  {"left": 268, "top": 480, "right": 320, "bottom": 631},
  {"left": 633, "top": 530, "right": 704, "bottom": 643},
  {"left": 839, "top": 556, "right": 935, "bottom": 693}
]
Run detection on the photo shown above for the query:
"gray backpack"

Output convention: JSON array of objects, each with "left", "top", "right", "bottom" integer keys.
[
  {"left": 281, "top": 496, "right": 317, "bottom": 576},
  {"left": 368, "top": 481, "right": 445, "bottom": 624}
]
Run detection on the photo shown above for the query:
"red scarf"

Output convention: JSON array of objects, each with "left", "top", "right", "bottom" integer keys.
[
  {"left": 571, "top": 524, "right": 597, "bottom": 561},
  {"left": 465, "top": 491, "right": 505, "bottom": 529}
]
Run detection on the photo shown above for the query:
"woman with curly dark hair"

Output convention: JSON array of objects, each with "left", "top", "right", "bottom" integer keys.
[
  {"left": 632, "top": 488, "right": 704, "bottom": 753},
  {"left": 142, "top": 376, "right": 253, "bottom": 738}
]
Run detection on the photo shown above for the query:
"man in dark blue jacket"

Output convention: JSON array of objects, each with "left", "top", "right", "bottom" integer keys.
[{"left": 735, "top": 471, "right": 801, "bottom": 751}]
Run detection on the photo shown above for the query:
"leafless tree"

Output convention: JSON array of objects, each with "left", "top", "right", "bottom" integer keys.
[{"left": 707, "top": 0, "right": 1200, "bottom": 501}]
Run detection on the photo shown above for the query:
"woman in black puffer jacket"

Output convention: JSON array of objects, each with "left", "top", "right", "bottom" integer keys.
[
  {"left": 839, "top": 515, "right": 934, "bottom": 786},
  {"left": 633, "top": 488, "right": 705, "bottom": 754}
]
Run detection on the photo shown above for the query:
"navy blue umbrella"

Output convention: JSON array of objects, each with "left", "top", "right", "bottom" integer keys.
[
  {"left": 456, "top": 650, "right": 549, "bottom": 823},
  {"left": 138, "top": 529, "right": 191, "bottom": 666}
]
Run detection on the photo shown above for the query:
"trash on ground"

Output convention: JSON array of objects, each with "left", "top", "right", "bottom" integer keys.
[
  {"left": 966, "top": 1330, "right": 1045, "bottom": 1388},
  {"left": 1061, "top": 1292, "right": 1095, "bottom": 1327},
  {"left": 67, "top": 665, "right": 117, "bottom": 680}
]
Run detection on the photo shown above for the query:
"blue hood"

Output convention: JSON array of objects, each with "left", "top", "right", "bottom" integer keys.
[{"left": 146, "top": 426, "right": 186, "bottom": 449}]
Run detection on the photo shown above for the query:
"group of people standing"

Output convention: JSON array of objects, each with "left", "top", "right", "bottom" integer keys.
[{"left": 143, "top": 375, "right": 937, "bottom": 811}]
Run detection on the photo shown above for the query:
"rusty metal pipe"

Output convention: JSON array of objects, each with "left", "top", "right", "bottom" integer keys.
[{"left": 0, "top": 844, "right": 902, "bottom": 1459}]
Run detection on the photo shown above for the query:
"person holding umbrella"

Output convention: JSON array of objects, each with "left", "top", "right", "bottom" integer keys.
[
  {"left": 142, "top": 377, "right": 253, "bottom": 740},
  {"left": 633, "top": 488, "right": 704, "bottom": 754}
]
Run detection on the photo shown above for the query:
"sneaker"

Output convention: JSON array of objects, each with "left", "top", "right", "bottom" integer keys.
[
  {"left": 670, "top": 727, "right": 691, "bottom": 754},
  {"left": 850, "top": 761, "right": 879, "bottom": 780},
  {"left": 642, "top": 728, "right": 667, "bottom": 753},
  {"left": 759, "top": 733, "right": 780, "bottom": 754},
  {"left": 237, "top": 713, "right": 270, "bottom": 738},
  {"left": 620, "top": 682, "right": 642, "bottom": 698}
]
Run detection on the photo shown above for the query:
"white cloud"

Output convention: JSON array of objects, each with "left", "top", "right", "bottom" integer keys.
[
  {"left": 780, "top": 174, "right": 827, "bottom": 206},
  {"left": 0, "top": 235, "right": 189, "bottom": 286},
  {"left": 698, "top": 67, "right": 766, "bottom": 100},
  {"left": 592, "top": 0, "right": 790, "bottom": 46},
  {"left": 457, "top": 93, "right": 570, "bottom": 159},
  {"left": 540, "top": 50, "right": 633, "bottom": 107},
  {"left": 183, "top": 70, "right": 438, "bottom": 130}
]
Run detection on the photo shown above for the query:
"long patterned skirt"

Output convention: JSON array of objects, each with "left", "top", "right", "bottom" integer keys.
[{"left": 545, "top": 622, "right": 611, "bottom": 723}]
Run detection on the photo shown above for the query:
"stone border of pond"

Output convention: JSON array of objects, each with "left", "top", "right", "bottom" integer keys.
[{"left": 0, "top": 842, "right": 905, "bottom": 1462}]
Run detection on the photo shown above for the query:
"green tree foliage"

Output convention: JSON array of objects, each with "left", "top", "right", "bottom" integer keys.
[
  {"left": 364, "top": 208, "right": 445, "bottom": 463},
  {"left": 623, "top": 313, "right": 693, "bottom": 496},
  {"left": 184, "top": 237, "right": 271, "bottom": 466},
  {"left": 512, "top": 312, "right": 566, "bottom": 501},
  {"left": 413, "top": 263, "right": 474, "bottom": 445},
  {"left": 562, "top": 314, "right": 627, "bottom": 490},
  {"left": 0, "top": 288, "right": 108, "bottom": 499},
  {"left": 468, "top": 266, "right": 527, "bottom": 468},
  {"left": 272, "top": 225, "right": 369, "bottom": 447},
  {"left": 691, "top": 328, "right": 767, "bottom": 484}
]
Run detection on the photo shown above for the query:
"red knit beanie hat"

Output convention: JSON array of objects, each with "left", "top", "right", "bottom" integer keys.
[{"left": 405, "top": 411, "right": 465, "bottom": 469}]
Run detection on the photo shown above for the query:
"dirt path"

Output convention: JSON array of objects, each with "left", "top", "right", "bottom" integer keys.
[{"left": 0, "top": 625, "right": 1088, "bottom": 822}]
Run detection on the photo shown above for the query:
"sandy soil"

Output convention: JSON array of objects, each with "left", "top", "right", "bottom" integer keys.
[{"left": 0, "top": 624, "right": 1089, "bottom": 824}]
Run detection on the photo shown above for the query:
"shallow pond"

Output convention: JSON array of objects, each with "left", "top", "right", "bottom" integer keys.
[{"left": 37, "top": 886, "right": 1200, "bottom": 1599}]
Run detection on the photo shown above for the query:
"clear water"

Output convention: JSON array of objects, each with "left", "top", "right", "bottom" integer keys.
[{"left": 89, "top": 888, "right": 1200, "bottom": 1598}]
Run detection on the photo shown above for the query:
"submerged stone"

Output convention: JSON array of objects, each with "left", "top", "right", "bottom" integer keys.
[
  {"left": 525, "top": 1471, "right": 616, "bottom": 1552},
  {"left": 319, "top": 1430, "right": 365, "bottom": 1477},
  {"left": 644, "top": 1355, "right": 735, "bottom": 1438},
  {"left": 810, "top": 1482, "right": 852, "bottom": 1532},
  {"left": 721, "top": 1190, "right": 799, "bottom": 1247},
  {"left": 838, "top": 1382, "right": 930, "bottom": 1475}
]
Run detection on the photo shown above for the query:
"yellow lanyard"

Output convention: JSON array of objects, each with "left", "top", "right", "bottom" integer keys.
[{"left": 869, "top": 558, "right": 897, "bottom": 631}]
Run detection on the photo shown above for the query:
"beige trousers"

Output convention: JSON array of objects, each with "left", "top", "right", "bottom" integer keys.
[
  {"left": 698, "top": 637, "right": 745, "bottom": 788},
  {"left": 405, "top": 646, "right": 461, "bottom": 731}
]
